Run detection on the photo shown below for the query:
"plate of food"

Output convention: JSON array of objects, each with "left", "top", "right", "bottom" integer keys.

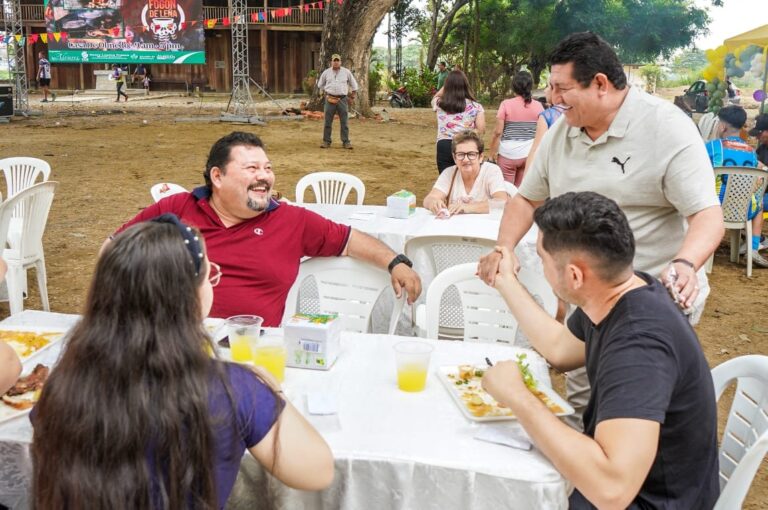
[
  {"left": 0, "top": 328, "right": 66, "bottom": 362},
  {"left": 0, "top": 363, "right": 50, "bottom": 424},
  {"left": 438, "top": 355, "right": 573, "bottom": 422}
]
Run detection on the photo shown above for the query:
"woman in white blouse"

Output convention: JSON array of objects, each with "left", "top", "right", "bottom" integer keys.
[{"left": 423, "top": 130, "right": 508, "bottom": 215}]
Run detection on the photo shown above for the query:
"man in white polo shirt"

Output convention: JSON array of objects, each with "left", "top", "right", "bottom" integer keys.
[
  {"left": 317, "top": 53, "right": 359, "bottom": 150},
  {"left": 478, "top": 32, "right": 723, "bottom": 429}
]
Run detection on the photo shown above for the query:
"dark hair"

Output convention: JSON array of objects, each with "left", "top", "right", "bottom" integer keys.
[
  {"left": 439, "top": 61, "right": 447, "bottom": 67},
  {"left": 204, "top": 131, "right": 266, "bottom": 188},
  {"left": 718, "top": 105, "right": 747, "bottom": 130},
  {"left": 548, "top": 32, "right": 627, "bottom": 90},
  {"left": 439, "top": 70, "right": 476, "bottom": 114},
  {"left": 31, "top": 222, "right": 278, "bottom": 509},
  {"left": 534, "top": 191, "right": 635, "bottom": 282},
  {"left": 512, "top": 71, "right": 534, "bottom": 105},
  {"left": 451, "top": 130, "right": 484, "bottom": 154}
]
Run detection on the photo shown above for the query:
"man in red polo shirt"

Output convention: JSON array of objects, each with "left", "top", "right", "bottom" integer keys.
[{"left": 108, "top": 131, "right": 422, "bottom": 326}]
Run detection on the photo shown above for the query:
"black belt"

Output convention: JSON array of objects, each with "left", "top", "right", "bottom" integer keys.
[{"left": 327, "top": 94, "right": 347, "bottom": 99}]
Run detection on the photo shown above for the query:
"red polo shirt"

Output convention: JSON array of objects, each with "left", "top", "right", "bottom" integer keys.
[{"left": 114, "top": 187, "right": 351, "bottom": 326}]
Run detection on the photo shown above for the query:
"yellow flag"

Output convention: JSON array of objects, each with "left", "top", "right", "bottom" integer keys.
[
  {"left": 41, "top": 33, "right": 48, "bottom": 44},
  {"left": 15, "top": 34, "right": 22, "bottom": 43},
  {"left": 53, "top": 32, "right": 61, "bottom": 42}
]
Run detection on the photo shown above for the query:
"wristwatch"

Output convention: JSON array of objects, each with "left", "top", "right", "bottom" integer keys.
[{"left": 387, "top": 254, "right": 413, "bottom": 274}]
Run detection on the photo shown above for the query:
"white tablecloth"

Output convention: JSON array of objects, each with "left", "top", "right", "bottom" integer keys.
[
  {"left": 0, "top": 312, "right": 569, "bottom": 510},
  {"left": 299, "top": 205, "right": 543, "bottom": 335},
  {"left": 227, "top": 332, "right": 568, "bottom": 509}
]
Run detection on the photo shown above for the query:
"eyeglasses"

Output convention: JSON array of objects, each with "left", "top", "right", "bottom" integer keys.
[
  {"left": 209, "top": 262, "right": 222, "bottom": 287},
  {"left": 454, "top": 151, "right": 480, "bottom": 161}
]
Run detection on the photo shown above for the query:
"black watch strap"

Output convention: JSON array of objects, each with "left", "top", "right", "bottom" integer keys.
[{"left": 388, "top": 254, "right": 413, "bottom": 273}]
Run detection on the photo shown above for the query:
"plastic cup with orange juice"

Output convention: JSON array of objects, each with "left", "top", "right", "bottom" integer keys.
[
  {"left": 394, "top": 341, "right": 433, "bottom": 392},
  {"left": 253, "top": 334, "right": 287, "bottom": 382},
  {"left": 227, "top": 315, "right": 263, "bottom": 363}
]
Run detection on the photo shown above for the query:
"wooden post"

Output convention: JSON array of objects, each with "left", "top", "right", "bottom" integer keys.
[
  {"left": 300, "top": 0, "right": 304, "bottom": 26},
  {"left": 79, "top": 64, "right": 85, "bottom": 90},
  {"left": 260, "top": 29, "right": 268, "bottom": 90}
]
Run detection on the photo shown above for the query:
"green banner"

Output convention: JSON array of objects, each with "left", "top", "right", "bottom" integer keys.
[{"left": 44, "top": 0, "right": 205, "bottom": 64}]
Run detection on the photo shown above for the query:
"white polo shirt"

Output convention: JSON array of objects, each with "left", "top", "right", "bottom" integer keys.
[{"left": 519, "top": 86, "right": 720, "bottom": 277}]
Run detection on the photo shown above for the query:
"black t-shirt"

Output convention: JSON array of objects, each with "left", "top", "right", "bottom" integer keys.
[
  {"left": 567, "top": 273, "right": 719, "bottom": 510},
  {"left": 757, "top": 144, "right": 768, "bottom": 167}
]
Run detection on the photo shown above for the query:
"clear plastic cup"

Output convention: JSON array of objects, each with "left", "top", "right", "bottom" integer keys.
[
  {"left": 227, "top": 315, "right": 263, "bottom": 363},
  {"left": 393, "top": 341, "right": 434, "bottom": 392},
  {"left": 488, "top": 198, "right": 507, "bottom": 220},
  {"left": 254, "top": 334, "right": 287, "bottom": 382}
]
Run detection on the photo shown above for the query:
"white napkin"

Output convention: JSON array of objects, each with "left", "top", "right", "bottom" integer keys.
[
  {"left": 306, "top": 391, "right": 338, "bottom": 415},
  {"left": 474, "top": 423, "right": 532, "bottom": 450},
  {"left": 349, "top": 211, "right": 376, "bottom": 221}
]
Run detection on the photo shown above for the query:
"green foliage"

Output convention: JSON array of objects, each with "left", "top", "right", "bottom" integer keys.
[
  {"left": 372, "top": 44, "right": 424, "bottom": 70},
  {"left": 639, "top": 64, "right": 664, "bottom": 91},
  {"left": 369, "top": 62, "right": 386, "bottom": 105},
  {"left": 390, "top": 67, "right": 438, "bottom": 107},
  {"left": 302, "top": 69, "right": 319, "bottom": 96}
]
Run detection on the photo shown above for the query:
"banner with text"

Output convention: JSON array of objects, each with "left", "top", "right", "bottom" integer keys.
[{"left": 44, "top": 0, "right": 205, "bottom": 64}]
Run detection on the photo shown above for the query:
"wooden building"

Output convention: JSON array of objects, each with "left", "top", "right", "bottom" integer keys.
[{"left": 4, "top": 0, "right": 323, "bottom": 93}]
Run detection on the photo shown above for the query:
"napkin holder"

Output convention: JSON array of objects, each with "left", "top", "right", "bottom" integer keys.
[
  {"left": 386, "top": 190, "right": 416, "bottom": 219},
  {"left": 284, "top": 313, "right": 342, "bottom": 370}
]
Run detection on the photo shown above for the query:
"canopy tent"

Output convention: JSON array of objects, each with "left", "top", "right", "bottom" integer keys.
[
  {"left": 724, "top": 24, "right": 768, "bottom": 50},
  {"left": 724, "top": 24, "right": 768, "bottom": 112}
]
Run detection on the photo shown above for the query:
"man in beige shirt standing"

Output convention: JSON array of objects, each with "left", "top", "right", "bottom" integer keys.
[
  {"left": 478, "top": 32, "right": 724, "bottom": 429},
  {"left": 317, "top": 54, "right": 359, "bottom": 149}
]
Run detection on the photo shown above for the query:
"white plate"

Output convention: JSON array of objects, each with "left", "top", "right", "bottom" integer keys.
[
  {"left": 437, "top": 365, "right": 574, "bottom": 422},
  {"left": 0, "top": 362, "right": 48, "bottom": 425},
  {"left": 203, "top": 318, "right": 227, "bottom": 342},
  {"left": 0, "top": 327, "right": 67, "bottom": 363}
]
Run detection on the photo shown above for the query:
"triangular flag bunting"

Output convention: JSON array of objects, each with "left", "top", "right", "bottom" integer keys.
[
  {"left": 304, "top": 4, "right": 309, "bottom": 12},
  {"left": 250, "top": 12, "right": 258, "bottom": 22},
  {"left": 61, "top": 32, "right": 68, "bottom": 41},
  {"left": 337, "top": 0, "right": 342, "bottom": 4},
  {"left": 0, "top": 35, "right": 4, "bottom": 44},
  {"left": 222, "top": 17, "right": 230, "bottom": 26},
  {"left": 180, "top": 21, "right": 187, "bottom": 29},
  {"left": 30, "top": 33, "right": 39, "bottom": 43},
  {"left": 53, "top": 32, "right": 61, "bottom": 42},
  {"left": 14, "top": 34, "right": 22, "bottom": 43},
  {"left": 207, "top": 18, "right": 217, "bottom": 28},
  {"left": 111, "top": 27, "right": 119, "bottom": 36},
  {"left": 41, "top": 33, "right": 48, "bottom": 43}
]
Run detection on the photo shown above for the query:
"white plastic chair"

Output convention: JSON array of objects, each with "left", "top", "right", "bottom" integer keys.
[
  {"left": 0, "top": 157, "right": 52, "bottom": 201},
  {"left": 504, "top": 181, "right": 518, "bottom": 198},
  {"left": 295, "top": 172, "right": 365, "bottom": 205},
  {"left": 0, "top": 182, "right": 58, "bottom": 315},
  {"left": 711, "top": 355, "right": 768, "bottom": 510},
  {"left": 282, "top": 257, "right": 404, "bottom": 334},
  {"left": 150, "top": 182, "right": 188, "bottom": 203},
  {"left": 705, "top": 167, "right": 768, "bottom": 277},
  {"left": 422, "top": 262, "right": 556, "bottom": 344},
  {"left": 406, "top": 235, "right": 496, "bottom": 339}
]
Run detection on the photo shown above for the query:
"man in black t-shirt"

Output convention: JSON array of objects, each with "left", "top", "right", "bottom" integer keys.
[
  {"left": 482, "top": 191, "right": 719, "bottom": 509},
  {"left": 750, "top": 114, "right": 768, "bottom": 168}
]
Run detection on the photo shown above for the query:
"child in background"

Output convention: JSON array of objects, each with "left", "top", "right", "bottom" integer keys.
[{"left": 143, "top": 73, "right": 151, "bottom": 95}]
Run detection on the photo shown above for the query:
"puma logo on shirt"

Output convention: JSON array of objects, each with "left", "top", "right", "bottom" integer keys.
[{"left": 611, "top": 156, "right": 631, "bottom": 174}]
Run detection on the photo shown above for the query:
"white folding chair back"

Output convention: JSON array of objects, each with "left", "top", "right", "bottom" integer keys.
[
  {"left": 711, "top": 355, "right": 768, "bottom": 509},
  {"left": 282, "top": 257, "right": 402, "bottom": 334},
  {"left": 423, "top": 262, "right": 556, "bottom": 344},
  {"left": 698, "top": 112, "right": 720, "bottom": 142},
  {"left": 150, "top": 182, "right": 188, "bottom": 203},
  {"left": 406, "top": 235, "right": 496, "bottom": 338},
  {"left": 711, "top": 166, "right": 768, "bottom": 277},
  {"left": 295, "top": 172, "right": 365, "bottom": 205},
  {"left": 0, "top": 182, "right": 58, "bottom": 315}
]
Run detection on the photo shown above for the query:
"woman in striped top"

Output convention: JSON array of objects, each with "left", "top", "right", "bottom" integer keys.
[{"left": 488, "top": 71, "right": 543, "bottom": 186}]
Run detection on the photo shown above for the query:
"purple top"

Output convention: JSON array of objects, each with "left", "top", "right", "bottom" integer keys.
[{"left": 208, "top": 362, "right": 283, "bottom": 508}]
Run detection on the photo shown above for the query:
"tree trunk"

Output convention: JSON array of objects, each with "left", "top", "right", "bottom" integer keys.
[
  {"left": 528, "top": 54, "right": 547, "bottom": 89},
  {"left": 306, "top": 0, "right": 397, "bottom": 117},
  {"left": 425, "top": 0, "right": 470, "bottom": 70}
]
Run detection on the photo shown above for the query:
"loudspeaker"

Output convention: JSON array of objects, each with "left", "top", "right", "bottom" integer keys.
[
  {"left": 0, "top": 86, "right": 12, "bottom": 96},
  {"left": 0, "top": 96, "right": 13, "bottom": 117}
]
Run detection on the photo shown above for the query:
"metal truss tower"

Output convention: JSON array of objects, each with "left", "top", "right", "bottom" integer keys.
[
  {"left": 223, "top": 0, "right": 259, "bottom": 121},
  {"left": 2, "top": 0, "right": 30, "bottom": 114}
]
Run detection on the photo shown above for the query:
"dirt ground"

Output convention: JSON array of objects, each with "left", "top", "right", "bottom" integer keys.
[{"left": 0, "top": 90, "right": 766, "bottom": 508}]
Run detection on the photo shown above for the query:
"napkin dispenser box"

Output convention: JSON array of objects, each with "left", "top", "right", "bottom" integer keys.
[
  {"left": 386, "top": 190, "right": 416, "bottom": 219},
  {"left": 284, "top": 313, "right": 342, "bottom": 370}
]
